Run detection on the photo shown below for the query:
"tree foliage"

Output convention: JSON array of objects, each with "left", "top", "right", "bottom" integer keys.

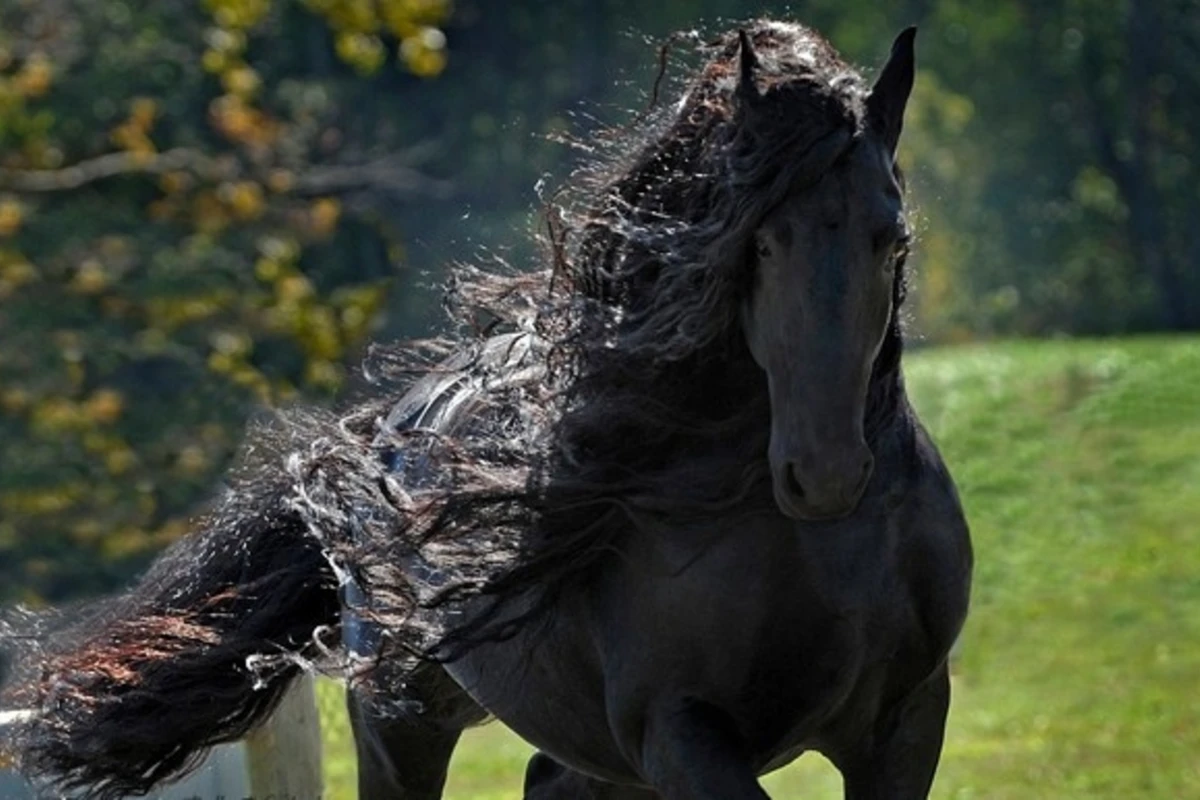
[{"left": 0, "top": 0, "right": 448, "bottom": 603}]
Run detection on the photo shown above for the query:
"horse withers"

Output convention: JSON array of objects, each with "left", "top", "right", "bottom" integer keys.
[{"left": 1, "top": 19, "right": 971, "bottom": 800}]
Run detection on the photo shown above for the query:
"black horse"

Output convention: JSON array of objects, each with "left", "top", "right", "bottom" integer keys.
[{"left": 1, "top": 20, "right": 971, "bottom": 800}]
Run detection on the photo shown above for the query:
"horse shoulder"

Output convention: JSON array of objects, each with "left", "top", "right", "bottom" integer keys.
[{"left": 893, "top": 420, "right": 973, "bottom": 662}]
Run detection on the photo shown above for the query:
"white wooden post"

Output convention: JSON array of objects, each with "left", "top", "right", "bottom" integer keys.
[{"left": 244, "top": 672, "right": 324, "bottom": 799}]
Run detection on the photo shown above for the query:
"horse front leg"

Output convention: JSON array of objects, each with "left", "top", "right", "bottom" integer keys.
[
  {"left": 347, "top": 662, "right": 486, "bottom": 800},
  {"left": 838, "top": 664, "right": 951, "bottom": 800},
  {"left": 639, "top": 698, "right": 770, "bottom": 800},
  {"left": 349, "top": 698, "right": 460, "bottom": 800}
]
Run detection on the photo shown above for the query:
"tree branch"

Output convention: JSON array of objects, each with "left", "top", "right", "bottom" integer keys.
[
  {"left": 0, "top": 147, "right": 452, "bottom": 200},
  {"left": 292, "top": 153, "right": 453, "bottom": 200},
  {"left": 0, "top": 149, "right": 224, "bottom": 192}
]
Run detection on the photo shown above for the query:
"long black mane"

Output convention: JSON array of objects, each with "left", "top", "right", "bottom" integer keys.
[
  {"left": 0, "top": 22, "right": 919, "bottom": 795},
  {"left": 303, "top": 20, "right": 912, "bottom": 667}
]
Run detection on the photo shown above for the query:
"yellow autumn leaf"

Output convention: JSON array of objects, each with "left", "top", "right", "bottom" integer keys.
[
  {"left": 0, "top": 388, "right": 30, "bottom": 413},
  {"left": 192, "top": 190, "right": 230, "bottom": 233},
  {"left": 70, "top": 259, "right": 109, "bottom": 294},
  {"left": 310, "top": 196, "right": 341, "bottom": 236},
  {"left": 158, "top": 170, "right": 193, "bottom": 195},
  {"left": 14, "top": 53, "right": 53, "bottom": 97},
  {"left": 202, "top": 48, "right": 228, "bottom": 73},
  {"left": 276, "top": 273, "right": 314, "bottom": 302},
  {"left": 221, "top": 65, "right": 262, "bottom": 98},
  {"left": 130, "top": 97, "right": 158, "bottom": 129},
  {"left": 335, "top": 31, "right": 386, "bottom": 74},
  {"left": 0, "top": 198, "right": 24, "bottom": 236},
  {"left": 223, "top": 180, "right": 265, "bottom": 220},
  {"left": 400, "top": 27, "right": 447, "bottom": 77},
  {"left": 1, "top": 257, "right": 37, "bottom": 287},
  {"left": 305, "top": 358, "right": 343, "bottom": 389},
  {"left": 254, "top": 255, "right": 281, "bottom": 281},
  {"left": 84, "top": 389, "right": 125, "bottom": 424},
  {"left": 176, "top": 445, "right": 209, "bottom": 475},
  {"left": 266, "top": 168, "right": 294, "bottom": 193},
  {"left": 105, "top": 447, "right": 137, "bottom": 475}
]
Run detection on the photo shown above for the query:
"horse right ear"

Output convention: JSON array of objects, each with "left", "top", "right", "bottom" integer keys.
[
  {"left": 736, "top": 29, "right": 761, "bottom": 104},
  {"left": 866, "top": 27, "right": 917, "bottom": 156}
]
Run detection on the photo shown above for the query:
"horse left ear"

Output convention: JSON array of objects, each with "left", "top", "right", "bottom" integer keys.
[
  {"left": 866, "top": 26, "right": 917, "bottom": 157},
  {"left": 736, "top": 29, "right": 761, "bottom": 104}
]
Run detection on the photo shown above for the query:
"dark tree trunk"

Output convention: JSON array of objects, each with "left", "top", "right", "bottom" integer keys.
[{"left": 1086, "top": 0, "right": 1197, "bottom": 330}]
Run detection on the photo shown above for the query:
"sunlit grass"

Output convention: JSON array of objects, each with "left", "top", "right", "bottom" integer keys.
[{"left": 317, "top": 336, "right": 1200, "bottom": 798}]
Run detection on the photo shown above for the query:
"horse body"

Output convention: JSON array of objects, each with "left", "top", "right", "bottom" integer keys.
[
  {"left": 2, "top": 19, "right": 973, "bottom": 800},
  {"left": 349, "top": 22, "right": 973, "bottom": 797}
]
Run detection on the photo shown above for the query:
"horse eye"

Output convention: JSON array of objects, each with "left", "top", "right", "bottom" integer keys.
[
  {"left": 874, "top": 228, "right": 909, "bottom": 257},
  {"left": 882, "top": 236, "right": 909, "bottom": 274},
  {"left": 755, "top": 240, "right": 772, "bottom": 259}
]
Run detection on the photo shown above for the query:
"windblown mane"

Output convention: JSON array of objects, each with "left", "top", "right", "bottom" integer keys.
[
  {"left": 299, "top": 20, "right": 909, "bottom": 668},
  {"left": 0, "top": 21, "right": 917, "bottom": 792}
]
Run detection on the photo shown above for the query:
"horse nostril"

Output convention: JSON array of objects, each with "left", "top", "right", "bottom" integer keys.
[{"left": 786, "top": 463, "right": 806, "bottom": 501}]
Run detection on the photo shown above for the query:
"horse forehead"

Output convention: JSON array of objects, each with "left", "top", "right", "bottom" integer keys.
[
  {"left": 770, "top": 168, "right": 853, "bottom": 227},
  {"left": 760, "top": 141, "right": 900, "bottom": 237},
  {"left": 810, "top": 144, "right": 902, "bottom": 227}
]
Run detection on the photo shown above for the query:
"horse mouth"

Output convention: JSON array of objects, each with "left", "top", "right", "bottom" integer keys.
[{"left": 771, "top": 475, "right": 868, "bottom": 522}]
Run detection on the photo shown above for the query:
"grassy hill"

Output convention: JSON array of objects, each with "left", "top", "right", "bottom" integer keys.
[{"left": 315, "top": 337, "right": 1200, "bottom": 798}]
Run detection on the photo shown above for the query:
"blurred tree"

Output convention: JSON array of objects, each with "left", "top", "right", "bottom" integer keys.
[
  {"left": 0, "top": 0, "right": 448, "bottom": 603},
  {"left": 830, "top": 0, "right": 1200, "bottom": 336}
]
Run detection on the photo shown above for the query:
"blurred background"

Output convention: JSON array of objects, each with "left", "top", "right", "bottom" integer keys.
[{"left": 0, "top": 0, "right": 1196, "bottom": 797}]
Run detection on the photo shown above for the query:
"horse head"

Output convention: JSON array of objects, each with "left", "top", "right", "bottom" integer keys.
[{"left": 738, "top": 27, "right": 915, "bottom": 521}]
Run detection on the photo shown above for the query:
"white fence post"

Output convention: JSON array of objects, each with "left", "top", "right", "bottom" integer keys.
[{"left": 244, "top": 672, "right": 325, "bottom": 799}]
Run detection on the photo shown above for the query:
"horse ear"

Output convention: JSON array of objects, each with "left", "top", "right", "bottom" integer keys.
[
  {"left": 866, "top": 26, "right": 917, "bottom": 156},
  {"left": 736, "top": 29, "right": 760, "bottom": 103}
]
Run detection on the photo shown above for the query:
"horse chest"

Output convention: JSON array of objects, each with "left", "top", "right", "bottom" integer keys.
[
  {"left": 581, "top": 513, "right": 915, "bottom": 759},
  {"left": 450, "top": 452, "right": 968, "bottom": 786},
  {"left": 449, "top": 521, "right": 893, "bottom": 783}
]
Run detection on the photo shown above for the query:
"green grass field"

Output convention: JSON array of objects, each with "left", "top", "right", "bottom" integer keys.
[{"left": 314, "top": 337, "right": 1200, "bottom": 798}]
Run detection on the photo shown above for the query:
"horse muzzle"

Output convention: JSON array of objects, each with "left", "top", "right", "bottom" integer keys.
[{"left": 771, "top": 443, "right": 874, "bottom": 521}]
